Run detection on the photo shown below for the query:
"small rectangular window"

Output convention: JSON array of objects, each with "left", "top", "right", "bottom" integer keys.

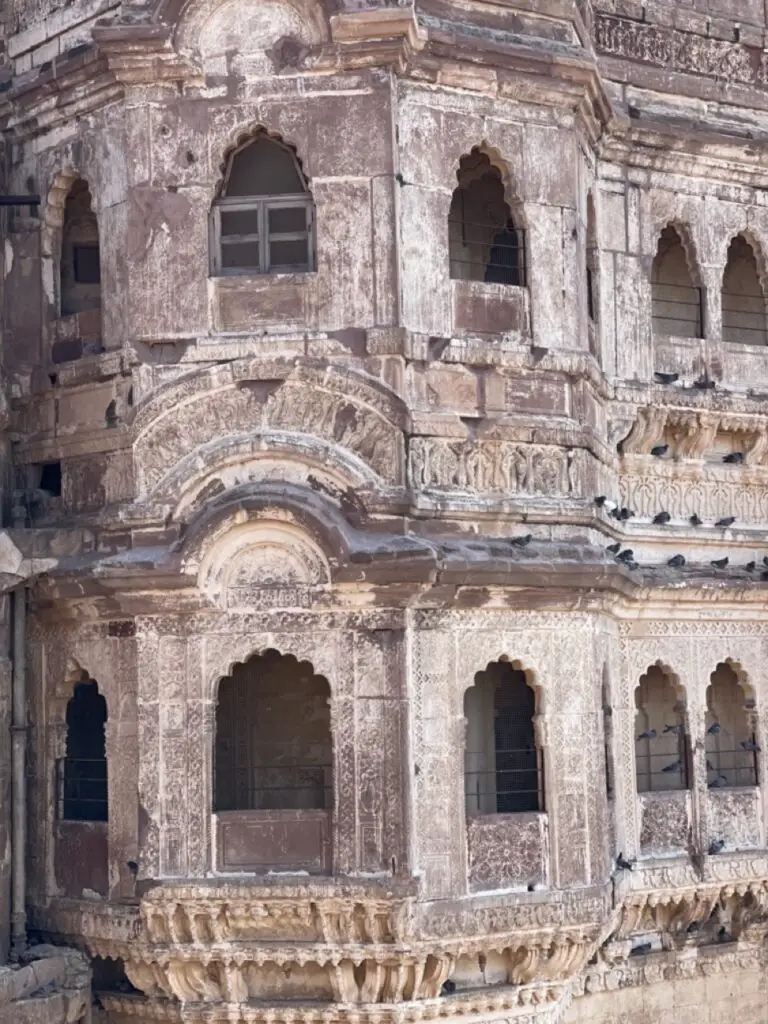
[
  {"left": 38, "top": 461, "right": 63, "bottom": 496},
  {"left": 211, "top": 196, "right": 314, "bottom": 276},
  {"left": 73, "top": 245, "right": 101, "bottom": 285}
]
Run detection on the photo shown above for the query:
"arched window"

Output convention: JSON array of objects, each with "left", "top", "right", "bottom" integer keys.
[
  {"left": 214, "top": 649, "right": 332, "bottom": 812},
  {"left": 634, "top": 665, "right": 689, "bottom": 793},
  {"left": 210, "top": 133, "right": 315, "bottom": 276},
  {"left": 448, "top": 149, "right": 526, "bottom": 286},
  {"left": 60, "top": 678, "right": 108, "bottom": 821},
  {"left": 464, "top": 660, "right": 542, "bottom": 815},
  {"left": 651, "top": 225, "right": 702, "bottom": 339},
  {"left": 722, "top": 235, "right": 767, "bottom": 345},
  {"left": 706, "top": 663, "right": 757, "bottom": 788},
  {"left": 60, "top": 179, "right": 101, "bottom": 317}
]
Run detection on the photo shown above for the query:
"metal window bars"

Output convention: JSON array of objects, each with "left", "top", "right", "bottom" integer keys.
[
  {"left": 635, "top": 741, "right": 691, "bottom": 793},
  {"left": 56, "top": 757, "right": 108, "bottom": 822},
  {"left": 651, "top": 284, "right": 704, "bottom": 337},
  {"left": 465, "top": 745, "right": 544, "bottom": 814},
  {"left": 449, "top": 219, "right": 527, "bottom": 287}
]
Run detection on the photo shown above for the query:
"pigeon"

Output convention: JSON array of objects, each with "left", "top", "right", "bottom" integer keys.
[
  {"left": 653, "top": 511, "right": 672, "bottom": 525},
  {"left": 686, "top": 922, "right": 699, "bottom": 934},
  {"left": 441, "top": 980, "right": 456, "bottom": 996},
  {"left": 618, "top": 507, "right": 635, "bottom": 520},
  {"left": 662, "top": 759, "right": 683, "bottom": 773},
  {"left": 126, "top": 860, "right": 139, "bottom": 875},
  {"left": 707, "top": 722, "right": 722, "bottom": 735},
  {"left": 706, "top": 759, "right": 715, "bottom": 771},
  {"left": 723, "top": 452, "right": 744, "bottom": 465},
  {"left": 745, "top": 562, "right": 756, "bottom": 572},
  {"left": 664, "top": 723, "right": 684, "bottom": 735},
  {"left": 609, "top": 506, "right": 622, "bottom": 520},
  {"left": 615, "top": 852, "right": 634, "bottom": 872},
  {"left": 616, "top": 549, "right": 635, "bottom": 563},
  {"left": 667, "top": 554, "right": 686, "bottom": 568},
  {"left": 650, "top": 444, "right": 669, "bottom": 457},
  {"left": 709, "top": 776, "right": 728, "bottom": 789},
  {"left": 694, "top": 374, "right": 717, "bottom": 390},
  {"left": 762, "top": 556, "right": 768, "bottom": 567},
  {"left": 689, "top": 514, "right": 703, "bottom": 527},
  {"left": 745, "top": 699, "right": 757, "bottom": 709},
  {"left": 716, "top": 517, "right": 736, "bottom": 528},
  {"left": 741, "top": 739, "right": 761, "bottom": 752},
  {"left": 510, "top": 534, "right": 533, "bottom": 547},
  {"left": 595, "top": 495, "right": 608, "bottom": 507},
  {"left": 637, "top": 729, "right": 657, "bottom": 740},
  {"left": 761, "top": 570, "right": 768, "bottom": 582},
  {"left": 708, "top": 839, "right": 725, "bottom": 855},
  {"left": 607, "top": 542, "right": 622, "bottom": 554},
  {"left": 654, "top": 371, "right": 679, "bottom": 385},
  {"left": 625, "top": 560, "right": 640, "bottom": 571},
  {"left": 711, "top": 557, "right": 729, "bottom": 569}
]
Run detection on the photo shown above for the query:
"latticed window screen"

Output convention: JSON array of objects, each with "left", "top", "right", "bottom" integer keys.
[{"left": 214, "top": 651, "right": 332, "bottom": 812}]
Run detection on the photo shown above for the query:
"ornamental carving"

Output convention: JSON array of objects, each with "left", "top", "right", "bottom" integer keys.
[
  {"left": 595, "top": 14, "right": 768, "bottom": 90},
  {"left": 409, "top": 439, "right": 582, "bottom": 495}
]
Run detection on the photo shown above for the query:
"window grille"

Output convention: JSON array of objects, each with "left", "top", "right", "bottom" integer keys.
[
  {"left": 464, "top": 662, "right": 543, "bottom": 815},
  {"left": 447, "top": 217, "right": 527, "bottom": 287},
  {"left": 59, "top": 678, "right": 108, "bottom": 821}
]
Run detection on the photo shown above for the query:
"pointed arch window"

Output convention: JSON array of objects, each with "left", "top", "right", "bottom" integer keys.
[
  {"left": 706, "top": 663, "right": 758, "bottom": 788},
  {"left": 59, "top": 678, "right": 108, "bottom": 822},
  {"left": 211, "top": 133, "right": 315, "bottom": 276},
  {"left": 634, "top": 665, "right": 690, "bottom": 793},
  {"left": 61, "top": 179, "right": 101, "bottom": 317},
  {"left": 448, "top": 149, "right": 526, "bottom": 287},
  {"left": 722, "top": 236, "right": 767, "bottom": 346},
  {"left": 651, "top": 225, "right": 703, "bottom": 339},
  {"left": 464, "top": 660, "right": 543, "bottom": 814}
]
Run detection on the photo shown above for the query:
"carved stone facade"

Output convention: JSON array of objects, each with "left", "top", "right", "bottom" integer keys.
[{"left": 4, "top": 0, "right": 768, "bottom": 1023}]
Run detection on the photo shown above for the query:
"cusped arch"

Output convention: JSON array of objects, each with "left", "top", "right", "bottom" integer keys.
[
  {"left": 650, "top": 218, "right": 702, "bottom": 286},
  {"left": 466, "top": 655, "right": 541, "bottom": 704},
  {"left": 214, "top": 124, "right": 310, "bottom": 200}
]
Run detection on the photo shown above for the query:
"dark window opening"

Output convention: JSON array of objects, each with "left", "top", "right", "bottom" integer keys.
[
  {"left": 464, "top": 660, "right": 543, "bottom": 815},
  {"left": 211, "top": 134, "right": 315, "bottom": 276},
  {"left": 449, "top": 149, "right": 526, "bottom": 287},
  {"left": 59, "top": 678, "right": 108, "bottom": 822},
  {"left": 214, "top": 649, "right": 332, "bottom": 812},
  {"left": 38, "top": 461, "right": 62, "bottom": 496},
  {"left": 61, "top": 179, "right": 101, "bottom": 316},
  {"left": 73, "top": 244, "right": 101, "bottom": 285},
  {"left": 602, "top": 673, "right": 614, "bottom": 800}
]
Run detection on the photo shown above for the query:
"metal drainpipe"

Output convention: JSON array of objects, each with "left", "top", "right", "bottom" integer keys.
[{"left": 11, "top": 586, "right": 26, "bottom": 956}]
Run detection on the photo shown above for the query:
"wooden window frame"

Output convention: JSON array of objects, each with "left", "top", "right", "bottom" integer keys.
[{"left": 210, "top": 194, "right": 315, "bottom": 276}]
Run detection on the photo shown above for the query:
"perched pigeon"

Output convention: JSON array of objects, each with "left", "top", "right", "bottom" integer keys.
[
  {"left": 762, "top": 556, "right": 768, "bottom": 567},
  {"left": 617, "top": 549, "right": 635, "bottom": 563},
  {"left": 637, "top": 729, "right": 657, "bottom": 740},
  {"left": 689, "top": 514, "right": 703, "bottom": 527},
  {"left": 708, "top": 839, "right": 725, "bottom": 855},
  {"left": 741, "top": 739, "right": 761, "bottom": 752},
  {"left": 630, "top": 942, "right": 652, "bottom": 957},
  {"left": 650, "top": 444, "right": 669, "bottom": 457},
  {"left": 723, "top": 452, "right": 744, "bottom": 465},
  {"left": 664, "top": 723, "right": 684, "bottom": 735},
  {"left": 615, "top": 852, "right": 634, "bottom": 871},
  {"left": 711, "top": 557, "right": 729, "bottom": 569},
  {"left": 510, "top": 534, "right": 532, "bottom": 547},
  {"left": 441, "top": 980, "right": 456, "bottom": 996},
  {"left": 607, "top": 542, "right": 621, "bottom": 554},
  {"left": 694, "top": 374, "right": 717, "bottom": 390},
  {"left": 706, "top": 759, "right": 715, "bottom": 771},
  {"left": 662, "top": 759, "right": 683, "bottom": 773},
  {"left": 707, "top": 722, "right": 722, "bottom": 735},
  {"left": 716, "top": 517, "right": 736, "bottom": 528},
  {"left": 653, "top": 511, "right": 672, "bottom": 525},
  {"left": 625, "top": 560, "right": 640, "bottom": 571},
  {"left": 668, "top": 554, "right": 686, "bottom": 568},
  {"left": 746, "top": 562, "right": 756, "bottom": 572},
  {"left": 654, "top": 371, "right": 679, "bottom": 385}
]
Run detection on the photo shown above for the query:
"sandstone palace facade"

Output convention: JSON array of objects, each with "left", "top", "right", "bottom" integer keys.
[{"left": 3, "top": 0, "right": 768, "bottom": 1021}]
